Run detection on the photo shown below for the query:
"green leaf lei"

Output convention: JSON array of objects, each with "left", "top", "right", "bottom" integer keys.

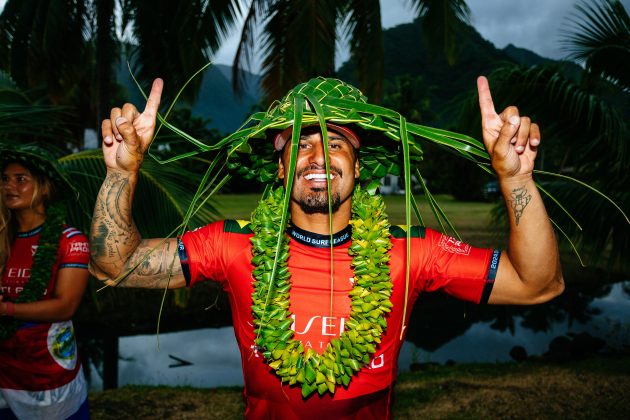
[
  {"left": 0, "top": 205, "right": 64, "bottom": 340},
  {"left": 250, "top": 186, "right": 393, "bottom": 397}
]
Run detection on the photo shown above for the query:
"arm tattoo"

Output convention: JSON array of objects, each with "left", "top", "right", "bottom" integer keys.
[
  {"left": 90, "top": 171, "right": 183, "bottom": 287},
  {"left": 117, "top": 240, "right": 182, "bottom": 288},
  {"left": 508, "top": 186, "right": 532, "bottom": 226},
  {"left": 90, "top": 171, "right": 141, "bottom": 276}
]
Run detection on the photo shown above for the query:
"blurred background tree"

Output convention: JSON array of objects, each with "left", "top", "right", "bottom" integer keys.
[
  {"left": 457, "top": 0, "right": 629, "bottom": 271},
  {"left": 0, "top": 0, "right": 241, "bottom": 146},
  {"left": 232, "top": 0, "right": 471, "bottom": 102},
  {"left": 0, "top": 0, "right": 474, "bottom": 148}
]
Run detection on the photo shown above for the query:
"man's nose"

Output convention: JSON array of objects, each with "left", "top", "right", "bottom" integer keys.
[{"left": 308, "top": 138, "right": 326, "bottom": 166}]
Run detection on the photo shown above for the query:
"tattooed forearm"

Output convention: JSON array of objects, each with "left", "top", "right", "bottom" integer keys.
[
  {"left": 90, "top": 170, "right": 184, "bottom": 288},
  {"left": 90, "top": 170, "right": 142, "bottom": 278},
  {"left": 508, "top": 186, "right": 532, "bottom": 225}
]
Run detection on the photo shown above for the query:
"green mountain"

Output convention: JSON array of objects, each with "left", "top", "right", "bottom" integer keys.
[
  {"left": 503, "top": 44, "right": 583, "bottom": 80},
  {"left": 190, "top": 64, "right": 262, "bottom": 134},
  {"left": 503, "top": 43, "right": 554, "bottom": 66}
]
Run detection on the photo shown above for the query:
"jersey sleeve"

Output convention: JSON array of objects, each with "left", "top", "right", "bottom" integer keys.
[
  {"left": 179, "top": 220, "right": 252, "bottom": 287},
  {"left": 414, "top": 228, "right": 500, "bottom": 304},
  {"left": 58, "top": 227, "right": 90, "bottom": 270}
]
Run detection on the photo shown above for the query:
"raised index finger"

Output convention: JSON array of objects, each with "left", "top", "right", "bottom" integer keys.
[
  {"left": 143, "top": 78, "right": 163, "bottom": 117},
  {"left": 477, "top": 76, "right": 496, "bottom": 120}
]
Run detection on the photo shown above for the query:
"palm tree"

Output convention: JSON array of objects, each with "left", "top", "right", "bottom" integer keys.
[
  {"left": 2, "top": 0, "right": 473, "bottom": 141},
  {"left": 466, "top": 0, "right": 630, "bottom": 270},
  {"left": 232, "top": 0, "right": 471, "bottom": 102},
  {"left": 0, "top": 0, "right": 241, "bottom": 142}
]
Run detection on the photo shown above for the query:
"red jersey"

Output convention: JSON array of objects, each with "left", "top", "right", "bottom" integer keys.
[
  {"left": 180, "top": 220, "right": 499, "bottom": 419},
  {"left": 0, "top": 225, "right": 89, "bottom": 419}
]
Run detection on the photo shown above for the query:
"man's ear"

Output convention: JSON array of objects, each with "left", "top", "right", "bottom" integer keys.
[
  {"left": 278, "top": 156, "right": 285, "bottom": 180},
  {"left": 354, "top": 157, "right": 360, "bottom": 179}
]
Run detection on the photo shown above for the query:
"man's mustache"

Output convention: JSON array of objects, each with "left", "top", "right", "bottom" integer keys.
[{"left": 296, "top": 164, "right": 343, "bottom": 178}]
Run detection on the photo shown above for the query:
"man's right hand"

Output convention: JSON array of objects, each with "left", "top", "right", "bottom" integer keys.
[{"left": 101, "top": 78, "right": 163, "bottom": 173}]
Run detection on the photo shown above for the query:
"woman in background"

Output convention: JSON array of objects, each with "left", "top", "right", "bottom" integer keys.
[{"left": 0, "top": 144, "right": 90, "bottom": 419}]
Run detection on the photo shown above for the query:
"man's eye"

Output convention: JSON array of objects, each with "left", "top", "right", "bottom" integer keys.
[
  {"left": 329, "top": 142, "right": 342, "bottom": 149},
  {"left": 298, "top": 142, "right": 309, "bottom": 149}
]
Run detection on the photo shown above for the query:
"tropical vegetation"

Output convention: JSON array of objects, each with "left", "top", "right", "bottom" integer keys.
[
  {"left": 231, "top": 0, "right": 471, "bottom": 102},
  {"left": 462, "top": 0, "right": 630, "bottom": 270},
  {"left": 0, "top": 0, "right": 475, "bottom": 147},
  {"left": 0, "top": 0, "right": 242, "bottom": 142}
]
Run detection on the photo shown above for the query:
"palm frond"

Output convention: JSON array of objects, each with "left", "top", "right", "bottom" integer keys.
[
  {"left": 232, "top": 0, "right": 269, "bottom": 94},
  {"left": 479, "top": 65, "right": 629, "bottom": 166},
  {"left": 543, "top": 176, "right": 629, "bottom": 270},
  {"left": 0, "top": 77, "right": 75, "bottom": 146},
  {"left": 458, "top": 63, "right": 630, "bottom": 270},
  {"left": 563, "top": 0, "right": 630, "bottom": 91},
  {"left": 131, "top": 0, "right": 241, "bottom": 103},
  {"left": 259, "top": 0, "right": 338, "bottom": 102}
]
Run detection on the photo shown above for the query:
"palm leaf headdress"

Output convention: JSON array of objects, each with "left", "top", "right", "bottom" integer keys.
[
  {"left": 212, "top": 76, "right": 489, "bottom": 186},
  {"left": 155, "top": 75, "right": 491, "bottom": 236}
]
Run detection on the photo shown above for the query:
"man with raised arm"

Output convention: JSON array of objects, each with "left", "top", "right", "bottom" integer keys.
[{"left": 90, "top": 76, "right": 563, "bottom": 419}]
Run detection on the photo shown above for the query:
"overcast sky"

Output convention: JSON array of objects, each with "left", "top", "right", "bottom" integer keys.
[{"left": 213, "top": 0, "right": 630, "bottom": 71}]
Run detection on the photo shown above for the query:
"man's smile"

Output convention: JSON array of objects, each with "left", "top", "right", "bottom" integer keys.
[{"left": 303, "top": 173, "right": 335, "bottom": 181}]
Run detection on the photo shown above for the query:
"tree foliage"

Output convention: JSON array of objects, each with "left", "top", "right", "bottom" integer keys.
[
  {"left": 0, "top": 0, "right": 241, "bottom": 140},
  {"left": 232, "top": 0, "right": 471, "bottom": 103},
  {"left": 470, "top": 0, "right": 630, "bottom": 271}
]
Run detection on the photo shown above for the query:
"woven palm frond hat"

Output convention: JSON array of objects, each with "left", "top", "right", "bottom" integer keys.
[{"left": 212, "top": 77, "right": 460, "bottom": 184}]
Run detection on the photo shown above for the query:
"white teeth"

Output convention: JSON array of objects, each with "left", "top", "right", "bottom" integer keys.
[{"left": 304, "top": 173, "right": 334, "bottom": 180}]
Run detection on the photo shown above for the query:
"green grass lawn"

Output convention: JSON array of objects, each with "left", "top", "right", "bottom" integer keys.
[{"left": 89, "top": 355, "right": 630, "bottom": 419}]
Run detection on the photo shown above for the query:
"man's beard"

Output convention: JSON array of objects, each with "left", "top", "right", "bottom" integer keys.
[
  {"left": 297, "top": 189, "right": 342, "bottom": 214},
  {"left": 294, "top": 163, "right": 344, "bottom": 214}
]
